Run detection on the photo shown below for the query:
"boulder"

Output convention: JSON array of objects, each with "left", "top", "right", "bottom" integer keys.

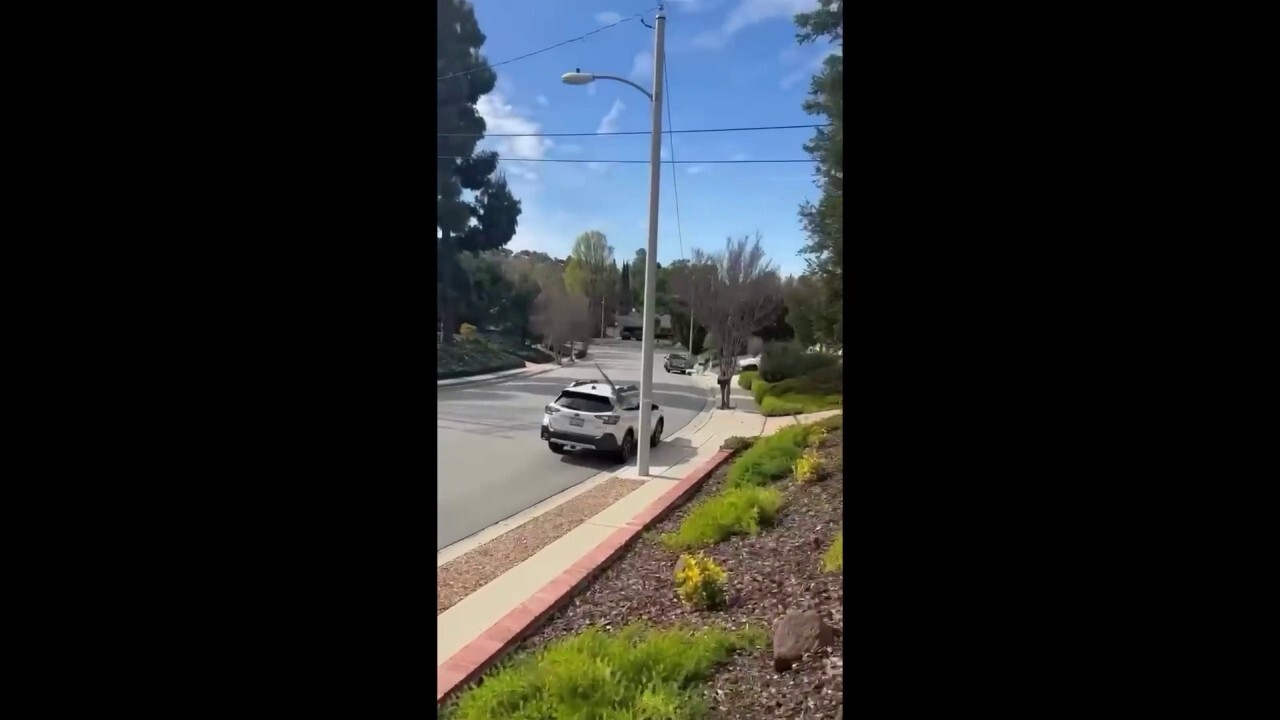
[{"left": 772, "top": 610, "right": 834, "bottom": 671}]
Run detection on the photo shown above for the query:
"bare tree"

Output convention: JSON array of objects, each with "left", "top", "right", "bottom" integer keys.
[
  {"left": 675, "top": 233, "right": 782, "bottom": 409},
  {"left": 531, "top": 283, "right": 594, "bottom": 364}
]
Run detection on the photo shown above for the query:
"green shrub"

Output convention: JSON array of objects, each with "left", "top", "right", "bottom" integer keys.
[
  {"left": 662, "top": 486, "right": 783, "bottom": 550},
  {"left": 437, "top": 338, "right": 525, "bottom": 379},
  {"left": 760, "top": 393, "right": 842, "bottom": 416},
  {"left": 720, "top": 435, "right": 756, "bottom": 452},
  {"left": 442, "top": 623, "right": 765, "bottom": 720},
  {"left": 821, "top": 531, "right": 843, "bottom": 573},
  {"left": 738, "top": 370, "right": 758, "bottom": 390},
  {"left": 674, "top": 552, "right": 728, "bottom": 610},
  {"left": 759, "top": 341, "right": 839, "bottom": 382},
  {"left": 765, "top": 364, "right": 843, "bottom": 397},
  {"left": 727, "top": 424, "right": 811, "bottom": 488},
  {"left": 760, "top": 397, "right": 805, "bottom": 416},
  {"left": 751, "top": 379, "right": 774, "bottom": 405},
  {"left": 504, "top": 344, "right": 555, "bottom": 364}
]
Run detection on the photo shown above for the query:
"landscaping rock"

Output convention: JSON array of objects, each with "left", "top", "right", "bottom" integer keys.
[{"left": 772, "top": 610, "right": 834, "bottom": 671}]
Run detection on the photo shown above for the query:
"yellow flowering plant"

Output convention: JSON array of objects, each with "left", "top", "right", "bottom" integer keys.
[
  {"left": 794, "top": 448, "right": 823, "bottom": 483},
  {"left": 674, "top": 552, "right": 728, "bottom": 610}
]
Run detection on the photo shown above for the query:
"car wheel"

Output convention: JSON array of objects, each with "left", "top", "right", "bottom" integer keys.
[
  {"left": 650, "top": 418, "right": 664, "bottom": 447},
  {"left": 617, "top": 431, "right": 634, "bottom": 464},
  {"left": 549, "top": 442, "right": 568, "bottom": 454}
]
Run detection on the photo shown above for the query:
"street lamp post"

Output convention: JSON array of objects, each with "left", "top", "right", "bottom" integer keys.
[{"left": 561, "top": 7, "right": 666, "bottom": 476}]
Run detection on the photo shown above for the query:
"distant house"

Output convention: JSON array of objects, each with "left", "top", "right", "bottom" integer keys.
[{"left": 615, "top": 313, "right": 672, "bottom": 330}]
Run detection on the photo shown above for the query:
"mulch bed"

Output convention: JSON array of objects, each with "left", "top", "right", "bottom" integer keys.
[{"left": 510, "top": 428, "right": 845, "bottom": 719}]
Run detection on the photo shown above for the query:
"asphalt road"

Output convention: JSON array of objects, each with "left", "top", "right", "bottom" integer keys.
[{"left": 437, "top": 340, "right": 710, "bottom": 551}]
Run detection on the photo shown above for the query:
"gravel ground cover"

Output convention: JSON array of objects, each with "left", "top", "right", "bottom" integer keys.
[
  {"left": 447, "top": 423, "right": 845, "bottom": 719},
  {"left": 437, "top": 477, "right": 646, "bottom": 615}
]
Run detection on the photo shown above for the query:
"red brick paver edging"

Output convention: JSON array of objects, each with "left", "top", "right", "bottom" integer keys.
[{"left": 436, "top": 448, "right": 737, "bottom": 706}]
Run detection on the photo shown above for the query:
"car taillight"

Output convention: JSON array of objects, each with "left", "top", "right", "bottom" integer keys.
[
  {"left": 545, "top": 405, "right": 560, "bottom": 414},
  {"left": 601, "top": 415, "right": 620, "bottom": 425}
]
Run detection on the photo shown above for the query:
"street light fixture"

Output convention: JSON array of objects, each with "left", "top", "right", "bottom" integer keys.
[{"left": 561, "top": 8, "right": 666, "bottom": 476}]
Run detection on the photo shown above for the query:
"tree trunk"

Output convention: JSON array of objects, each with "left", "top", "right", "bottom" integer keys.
[{"left": 439, "top": 234, "right": 456, "bottom": 346}]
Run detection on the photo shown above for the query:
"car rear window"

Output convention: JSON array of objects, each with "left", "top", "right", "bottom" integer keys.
[{"left": 554, "top": 391, "right": 614, "bottom": 413}]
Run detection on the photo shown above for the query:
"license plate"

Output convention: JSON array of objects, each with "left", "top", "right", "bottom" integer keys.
[{"left": 569, "top": 417, "right": 585, "bottom": 427}]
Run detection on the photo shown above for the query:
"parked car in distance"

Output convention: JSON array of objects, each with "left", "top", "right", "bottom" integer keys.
[
  {"left": 619, "top": 327, "right": 643, "bottom": 341},
  {"left": 736, "top": 355, "right": 760, "bottom": 372},
  {"left": 663, "top": 353, "right": 690, "bottom": 374}
]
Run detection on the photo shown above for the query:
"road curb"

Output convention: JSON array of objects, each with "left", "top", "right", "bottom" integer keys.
[
  {"left": 437, "top": 363, "right": 559, "bottom": 388},
  {"left": 436, "top": 447, "right": 739, "bottom": 707}
]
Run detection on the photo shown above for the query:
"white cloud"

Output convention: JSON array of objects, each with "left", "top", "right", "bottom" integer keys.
[
  {"left": 686, "top": 165, "right": 707, "bottom": 175},
  {"left": 779, "top": 45, "right": 837, "bottom": 90},
  {"left": 595, "top": 10, "right": 623, "bottom": 25},
  {"left": 693, "top": 0, "right": 819, "bottom": 50},
  {"left": 536, "top": 94, "right": 549, "bottom": 107},
  {"left": 587, "top": 83, "right": 598, "bottom": 96},
  {"left": 630, "top": 51, "right": 653, "bottom": 84},
  {"left": 587, "top": 161, "right": 609, "bottom": 173},
  {"left": 661, "top": 146, "right": 670, "bottom": 159},
  {"left": 669, "top": 0, "right": 723, "bottom": 12},
  {"left": 559, "top": 143, "right": 584, "bottom": 155},
  {"left": 476, "top": 92, "right": 554, "bottom": 182},
  {"left": 597, "top": 99, "right": 626, "bottom": 134}
]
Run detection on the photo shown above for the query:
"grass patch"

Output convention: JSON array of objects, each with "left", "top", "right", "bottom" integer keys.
[
  {"left": 442, "top": 623, "right": 765, "bottom": 720},
  {"left": 815, "top": 414, "right": 843, "bottom": 431},
  {"left": 737, "top": 370, "right": 758, "bottom": 390},
  {"left": 760, "top": 393, "right": 843, "bottom": 416},
  {"left": 821, "top": 531, "right": 843, "bottom": 573},
  {"left": 661, "top": 486, "right": 784, "bottom": 550},
  {"left": 726, "top": 423, "right": 812, "bottom": 488}
]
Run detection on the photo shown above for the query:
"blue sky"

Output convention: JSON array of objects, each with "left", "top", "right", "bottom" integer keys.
[{"left": 467, "top": 0, "right": 834, "bottom": 279}]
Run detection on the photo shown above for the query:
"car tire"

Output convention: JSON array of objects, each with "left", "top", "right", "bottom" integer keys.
[
  {"left": 617, "top": 431, "right": 635, "bottom": 464},
  {"left": 549, "top": 442, "right": 568, "bottom": 454},
  {"left": 650, "top": 418, "right": 664, "bottom": 448}
]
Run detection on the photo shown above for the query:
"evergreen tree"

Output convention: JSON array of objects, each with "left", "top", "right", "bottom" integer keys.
[
  {"left": 619, "top": 261, "right": 632, "bottom": 315},
  {"left": 794, "top": 0, "right": 843, "bottom": 343},
  {"left": 437, "top": 0, "right": 522, "bottom": 344}
]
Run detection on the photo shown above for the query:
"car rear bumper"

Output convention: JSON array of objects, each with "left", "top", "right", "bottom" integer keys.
[{"left": 541, "top": 427, "right": 620, "bottom": 451}]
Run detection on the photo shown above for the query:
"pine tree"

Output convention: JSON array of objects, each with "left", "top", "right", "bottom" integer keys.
[
  {"left": 619, "top": 261, "right": 632, "bottom": 316},
  {"left": 794, "top": 0, "right": 843, "bottom": 343},
  {"left": 437, "top": 0, "right": 522, "bottom": 344}
]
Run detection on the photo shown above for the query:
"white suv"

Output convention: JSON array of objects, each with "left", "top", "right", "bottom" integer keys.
[{"left": 540, "top": 378, "right": 665, "bottom": 463}]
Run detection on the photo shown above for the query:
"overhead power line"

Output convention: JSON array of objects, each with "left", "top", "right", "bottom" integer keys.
[
  {"left": 437, "top": 123, "right": 831, "bottom": 138},
  {"left": 436, "top": 156, "right": 813, "bottom": 164},
  {"left": 436, "top": 7, "right": 658, "bottom": 82}
]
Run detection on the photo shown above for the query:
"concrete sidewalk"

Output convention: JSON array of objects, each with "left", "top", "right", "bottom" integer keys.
[{"left": 436, "top": 402, "right": 841, "bottom": 669}]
